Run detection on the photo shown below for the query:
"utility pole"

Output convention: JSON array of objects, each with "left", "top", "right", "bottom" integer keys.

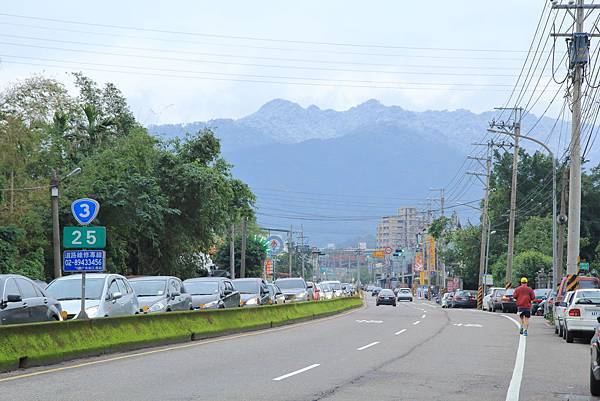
[
  {"left": 467, "top": 143, "right": 492, "bottom": 308},
  {"left": 551, "top": 0, "right": 600, "bottom": 274},
  {"left": 557, "top": 166, "right": 569, "bottom": 280},
  {"left": 490, "top": 108, "right": 521, "bottom": 288},
  {"left": 429, "top": 188, "right": 445, "bottom": 217},
  {"left": 300, "top": 225, "right": 305, "bottom": 279},
  {"left": 50, "top": 170, "right": 61, "bottom": 279},
  {"left": 229, "top": 223, "right": 235, "bottom": 279},
  {"left": 288, "top": 225, "right": 293, "bottom": 277},
  {"left": 240, "top": 217, "right": 247, "bottom": 278}
]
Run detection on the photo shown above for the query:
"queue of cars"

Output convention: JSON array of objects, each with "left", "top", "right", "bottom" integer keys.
[{"left": 0, "top": 273, "right": 357, "bottom": 325}]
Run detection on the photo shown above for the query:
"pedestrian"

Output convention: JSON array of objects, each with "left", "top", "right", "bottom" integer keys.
[{"left": 513, "top": 277, "right": 535, "bottom": 336}]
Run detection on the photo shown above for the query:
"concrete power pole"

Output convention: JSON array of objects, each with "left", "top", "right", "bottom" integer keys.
[
  {"left": 551, "top": 0, "right": 600, "bottom": 274},
  {"left": 467, "top": 144, "right": 492, "bottom": 308},
  {"left": 288, "top": 225, "right": 293, "bottom": 277},
  {"left": 50, "top": 170, "right": 61, "bottom": 279},
  {"left": 557, "top": 167, "right": 569, "bottom": 280},
  {"left": 506, "top": 110, "right": 521, "bottom": 288},
  {"left": 240, "top": 217, "right": 247, "bottom": 278},
  {"left": 229, "top": 223, "right": 235, "bottom": 279},
  {"left": 300, "top": 225, "right": 305, "bottom": 279}
]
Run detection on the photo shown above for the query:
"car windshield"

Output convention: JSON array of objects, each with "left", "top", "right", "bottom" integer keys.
[
  {"left": 576, "top": 291, "right": 600, "bottom": 304},
  {"left": 46, "top": 277, "right": 105, "bottom": 300},
  {"left": 400, "top": 289, "right": 411, "bottom": 293},
  {"left": 320, "top": 283, "right": 331, "bottom": 291},
  {"left": 534, "top": 289, "right": 549, "bottom": 298},
  {"left": 327, "top": 282, "right": 342, "bottom": 291},
  {"left": 494, "top": 290, "right": 506, "bottom": 297},
  {"left": 275, "top": 279, "right": 305, "bottom": 289},
  {"left": 380, "top": 290, "right": 394, "bottom": 296},
  {"left": 233, "top": 281, "right": 259, "bottom": 294},
  {"left": 578, "top": 280, "right": 599, "bottom": 289},
  {"left": 130, "top": 280, "right": 166, "bottom": 297},
  {"left": 505, "top": 289, "right": 515, "bottom": 296},
  {"left": 184, "top": 281, "right": 219, "bottom": 295}
]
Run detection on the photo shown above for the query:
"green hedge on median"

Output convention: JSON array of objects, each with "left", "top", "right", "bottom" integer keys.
[{"left": 0, "top": 297, "right": 362, "bottom": 373}]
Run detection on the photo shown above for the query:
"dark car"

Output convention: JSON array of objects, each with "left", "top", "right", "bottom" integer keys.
[
  {"left": 451, "top": 290, "right": 477, "bottom": 308},
  {"left": 233, "top": 278, "right": 270, "bottom": 307},
  {"left": 591, "top": 317, "right": 600, "bottom": 395},
  {"left": 501, "top": 288, "right": 517, "bottom": 313},
  {"left": 376, "top": 289, "right": 397, "bottom": 306},
  {"left": 130, "top": 276, "right": 192, "bottom": 313},
  {"left": 532, "top": 288, "right": 551, "bottom": 315},
  {"left": 183, "top": 277, "right": 240, "bottom": 309},
  {"left": 275, "top": 278, "right": 310, "bottom": 302},
  {"left": 0, "top": 274, "right": 64, "bottom": 324},
  {"left": 490, "top": 288, "right": 507, "bottom": 312},
  {"left": 372, "top": 287, "right": 382, "bottom": 297}
]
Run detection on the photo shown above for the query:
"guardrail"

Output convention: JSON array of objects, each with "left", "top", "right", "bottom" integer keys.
[{"left": 0, "top": 297, "right": 362, "bottom": 373}]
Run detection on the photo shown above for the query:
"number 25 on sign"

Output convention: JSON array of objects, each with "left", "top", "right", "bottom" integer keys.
[{"left": 63, "top": 226, "right": 106, "bottom": 249}]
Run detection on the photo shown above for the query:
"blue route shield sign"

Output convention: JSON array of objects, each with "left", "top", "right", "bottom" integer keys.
[
  {"left": 63, "top": 250, "right": 106, "bottom": 272},
  {"left": 71, "top": 198, "right": 100, "bottom": 225}
]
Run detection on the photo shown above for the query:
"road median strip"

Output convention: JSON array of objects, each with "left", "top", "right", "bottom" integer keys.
[{"left": 0, "top": 297, "right": 362, "bottom": 373}]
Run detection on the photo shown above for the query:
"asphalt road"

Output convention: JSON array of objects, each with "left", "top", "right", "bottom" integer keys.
[{"left": 0, "top": 296, "right": 597, "bottom": 401}]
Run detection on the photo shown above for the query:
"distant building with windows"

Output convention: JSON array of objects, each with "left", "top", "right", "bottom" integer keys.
[{"left": 376, "top": 207, "right": 424, "bottom": 250}]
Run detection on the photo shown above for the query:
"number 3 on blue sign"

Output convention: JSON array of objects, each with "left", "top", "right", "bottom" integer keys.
[{"left": 71, "top": 198, "right": 100, "bottom": 225}]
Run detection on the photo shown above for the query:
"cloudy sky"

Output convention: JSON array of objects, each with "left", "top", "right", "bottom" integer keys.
[{"left": 0, "top": 1, "right": 552, "bottom": 125}]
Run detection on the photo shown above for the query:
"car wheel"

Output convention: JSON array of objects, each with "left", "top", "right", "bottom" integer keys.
[
  {"left": 562, "top": 324, "right": 567, "bottom": 339},
  {"left": 501, "top": 305, "right": 505, "bottom": 313},
  {"left": 554, "top": 324, "right": 559, "bottom": 334},
  {"left": 393, "top": 303, "right": 397, "bottom": 307},
  {"left": 591, "top": 362, "right": 600, "bottom": 396},
  {"left": 558, "top": 322, "right": 564, "bottom": 337},
  {"left": 565, "top": 326, "right": 574, "bottom": 343}
]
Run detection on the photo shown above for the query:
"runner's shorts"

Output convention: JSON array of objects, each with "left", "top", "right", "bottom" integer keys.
[{"left": 518, "top": 307, "right": 531, "bottom": 318}]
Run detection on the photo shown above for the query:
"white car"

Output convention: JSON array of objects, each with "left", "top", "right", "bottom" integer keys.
[
  {"left": 318, "top": 283, "right": 334, "bottom": 300},
  {"left": 396, "top": 288, "right": 413, "bottom": 302},
  {"left": 322, "top": 281, "right": 343, "bottom": 298},
  {"left": 555, "top": 290, "right": 575, "bottom": 337},
  {"left": 562, "top": 289, "right": 600, "bottom": 343},
  {"left": 483, "top": 287, "right": 503, "bottom": 311},
  {"left": 46, "top": 273, "right": 139, "bottom": 319}
]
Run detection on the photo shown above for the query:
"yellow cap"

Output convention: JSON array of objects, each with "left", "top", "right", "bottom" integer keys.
[{"left": 520, "top": 277, "right": 528, "bottom": 283}]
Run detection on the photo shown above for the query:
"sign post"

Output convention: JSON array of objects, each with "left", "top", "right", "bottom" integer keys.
[{"left": 63, "top": 198, "right": 105, "bottom": 320}]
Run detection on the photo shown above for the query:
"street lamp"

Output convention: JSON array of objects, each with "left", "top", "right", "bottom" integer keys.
[{"left": 51, "top": 167, "right": 82, "bottom": 279}]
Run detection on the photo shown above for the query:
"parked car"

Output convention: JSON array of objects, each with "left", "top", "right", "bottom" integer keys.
[
  {"left": 441, "top": 292, "right": 454, "bottom": 308},
  {"left": 562, "top": 289, "right": 600, "bottom": 343},
  {"left": 556, "top": 291, "right": 575, "bottom": 337},
  {"left": 306, "top": 281, "right": 318, "bottom": 300},
  {"left": 555, "top": 275, "right": 600, "bottom": 323},
  {"left": 531, "top": 288, "right": 551, "bottom": 315},
  {"left": 322, "top": 280, "right": 343, "bottom": 298},
  {"left": 490, "top": 288, "right": 507, "bottom": 312},
  {"left": 546, "top": 289, "right": 557, "bottom": 315},
  {"left": 130, "top": 276, "right": 192, "bottom": 313},
  {"left": 0, "top": 274, "right": 64, "bottom": 325},
  {"left": 483, "top": 287, "right": 503, "bottom": 311},
  {"left": 371, "top": 287, "right": 382, "bottom": 297},
  {"left": 183, "top": 277, "right": 240, "bottom": 309},
  {"left": 397, "top": 288, "right": 413, "bottom": 302},
  {"left": 266, "top": 283, "right": 286, "bottom": 305},
  {"left": 366, "top": 285, "right": 375, "bottom": 292},
  {"left": 319, "top": 283, "right": 334, "bottom": 300},
  {"left": 535, "top": 299, "right": 547, "bottom": 316},
  {"left": 590, "top": 316, "right": 600, "bottom": 395},
  {"left": 275, "top": 278, "right": 309, "bottom": 302},
  {"left": 46, "top": 273, "right": 139, "bottom": 319},
  {"left": 500, "top": 289, "right": 516, "bottom": 313},
  {"left": 376, "top": 289, "right": 397, "bottom": 306},
  {"left": 232, "top": 278, "right": 270, "bottom": 307},
  {"left": 451, "top": 290, "right": 477, "bottom": 308}
]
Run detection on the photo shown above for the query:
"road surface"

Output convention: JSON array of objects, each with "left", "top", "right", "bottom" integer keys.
[{"left": 0, "top": 297, "right": 596, "bottom": 400}]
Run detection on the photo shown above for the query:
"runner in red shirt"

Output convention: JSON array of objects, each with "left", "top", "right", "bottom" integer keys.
[{"left": 513, "top": 277, "right": 535, "bottom": 336}]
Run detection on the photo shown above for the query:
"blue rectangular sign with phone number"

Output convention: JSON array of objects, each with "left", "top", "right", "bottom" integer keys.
[{"left": 63, "top": 250, "right": 106, "bottom": 272}]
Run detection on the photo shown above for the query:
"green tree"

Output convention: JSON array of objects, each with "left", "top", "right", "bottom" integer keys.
[{"left": 214, "top": 235, "right": 268, "bottom": 278}]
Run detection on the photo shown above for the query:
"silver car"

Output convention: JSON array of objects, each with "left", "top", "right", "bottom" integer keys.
[
  {"left": 275, "top": 278, "right": 310, "bottom": 302},
  {"left": 183, "top": 277, "right": 240, "bottom": 309},
  {"left": 46, "top": 273, "right": 139, "bottom": 319},
  {"left": 130, "top": 276, "right": 192, "bottom": 313}
]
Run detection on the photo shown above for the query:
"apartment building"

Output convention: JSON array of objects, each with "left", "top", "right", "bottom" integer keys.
[{"left": 376, "top": 207, "right": 424, "bottom": 249}]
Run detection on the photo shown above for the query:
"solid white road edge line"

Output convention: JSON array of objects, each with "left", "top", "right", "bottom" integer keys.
[
  {"left": 357, "top": 341, "right": 380, "bottom": 351},
  {"left": 502, "top": 314, "right": 526, "bottom": 401},
  {"left": 413, "top": 321, "right": 421, "bottom": 325},
  {"left": 272, "top": 364, "right": 320, "bottom": 381},
  {"left": 395, "top": 329, "right": 407, "bottom": 335}
]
